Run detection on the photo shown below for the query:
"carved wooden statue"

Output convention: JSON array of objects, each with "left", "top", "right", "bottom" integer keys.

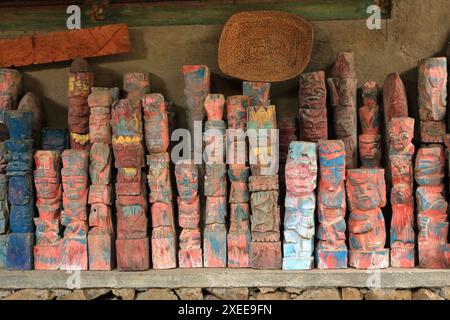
[
  {"left": 389, "top": 117, "right": 415, "bottom": 267},
  {"left": 143, "top": 93, "right": 176, "bottom": 269},
  {"left": 33, "top": 150, "right": 61, "bottom": 270},
  {"left": 60, "top": 149, "right": 89, "bottom": 270},
  {"left": 415, "top": 146, "right": 450, "bottom": 268},
  {"left": 283, "top": 141, "right": 317, "bottom": 270},
  {"left": 68, "top": 57, "right": 94, "bottom": 150},
  {"left": 226, "top": 95, "right": 250, "bottom": 267},
  {"left": 418, "top": 58, "right": 447, "bottom": 144},
  {"left": 176, "top": 161, "right": 202, "bottom": 268},
  {"left": 316, "top": 140, "right": 348, "bottom": 269},
  {"left": 112, "top": 74, "right": 149, "bottom": 271},
  {"left": 298, "top": 71, "right": 327, "bottom": 142},
  {"left": 5, "top": 110, "right": 34, "bottom": 270},
  {"left": 359, "top": 82, "right": 381, "bottom": 168},
  {"left": 203, "top": 93, "right": 227, "bottom": 267},
  {"left": 0, "top": 69, "right": 22, "bottom": 137},
  {"left": 246, "top": 82, "right": 280, "bottom": 269},
  {"left": 88, "top": 88, "right": 114, "bottom": 270},
  {"left": 18, "top": 92, "right": 43, "bottom": 147},
  {"left": 346, "top": 169, "right": 389, "bottom": 269},
  {"left": 327, "top": 52, "right": 357, "bottom": 169}
]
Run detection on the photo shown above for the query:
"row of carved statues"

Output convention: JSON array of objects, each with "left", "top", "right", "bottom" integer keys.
[{"left": 0, "top": 51, "right": 448, "bottom": 271}]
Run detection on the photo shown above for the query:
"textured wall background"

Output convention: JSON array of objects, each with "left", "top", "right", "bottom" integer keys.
[{"left": 0, "top": 0, "right": 448, "bottom": 128}]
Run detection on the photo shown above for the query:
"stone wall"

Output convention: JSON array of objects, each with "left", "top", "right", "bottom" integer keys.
[{"left": 1, "top": 287, "right": 450, "bottom": 300}]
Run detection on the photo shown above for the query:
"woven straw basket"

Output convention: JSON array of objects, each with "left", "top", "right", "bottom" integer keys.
[{"left": 218, "top": 10, "right": 314, "bottom": 82}]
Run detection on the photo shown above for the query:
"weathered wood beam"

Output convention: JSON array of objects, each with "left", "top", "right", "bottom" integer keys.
[{"left": 0, "top": 24, "right": 130, "bottom": 68}]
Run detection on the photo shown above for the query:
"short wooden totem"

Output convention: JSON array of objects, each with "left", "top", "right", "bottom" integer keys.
[
  {"left": 0, "top": 69, "right": 22, "bottom": 140},
  {"left": 67, "top": 57, "right": 94, "bottom": 150},
  {"left": 246, "top": 82, "right": 281, "bottom": 270},
  {"left": 60, "top": 149, "right": 89, "bottom": 270},
  {"left": 87, "top": 88, "right": 114, "bottom": 270},
  {"left": 346, "top": 169, "right": 389, "bottom": 269},
  {"left": 112, "top": 73, "right": 149, "bottom": 271},
  {"left": 415, "top": 147, "right": 450, "bottom": 268},
  {"left": 226, "top": 95, "right": 251, "bottom": 268},
  {"left": 283, "top": 141, "right": 317, "bottom": 270},
  {"left": 316, "top": 140, "right": 348, "bottom": 269},
  {"left": 389, "top": 117, "right": 416, "bottom": 267},
  {"left": 176, "top": 161, "right": 202, "bottom": 268},
  {"left": 358, "top": 82, "right": 381, "bottom": 168},
  {"left": 33, "top": 150, "right": 62, "bottom": 270},
  {"left": 418, "top": 58, "right": 447, "bottom": 144},
  {"left": 143, "top": 93, "right": 177, "bottom": 269},
  {"left": 327, "top": 52, "right": 358, "bottom": 169},
  {"left": 5, "top": 111, "right": 35, "bottom": 270},
  {"left": 203, "top": 94, "right": 227, "bottom": 267},
  {"left": 298, "top": 71, "right": 327, "bottom": 142}
]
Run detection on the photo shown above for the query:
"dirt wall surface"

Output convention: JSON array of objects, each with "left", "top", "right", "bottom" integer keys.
[{"left": 0, "top": 0, "right": 448, "bottom": 128}]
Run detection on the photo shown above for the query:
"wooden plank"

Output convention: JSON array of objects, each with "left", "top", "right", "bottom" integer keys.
[
  {"left": 0, "top": 24, "right": 130, "bottom": 68},
  {"left": 0, "top": 268, "right": 448, "bottom": 289},
  {"left": 0, "top": 0, "right": 391, "bottom": 31}
]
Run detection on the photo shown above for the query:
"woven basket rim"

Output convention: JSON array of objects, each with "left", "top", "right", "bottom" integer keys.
[{"left": 218, "top": 10, "right": 314, "bottom": 82}]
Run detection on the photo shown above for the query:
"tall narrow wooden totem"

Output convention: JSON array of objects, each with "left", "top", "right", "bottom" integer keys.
[
  {"left": 418, "top": 58, "right": 447, "bottom": 144},
  {"left": 68, "top": 57, "right": 94, "bottom": 150},
  {"left": 33, "top": 150, "right": 62, "bottom": 270},
  {"left": 298, "top": 71, "right": 327, "bottom": 142},
  {"left": 0, "top": 143, "right": 7, "bottom": 268},
  {"left": 359, "top": 82, "right": 381, "bottom": 168},
  {"left": 389, "top": 117, "right": 415, "bottom": 267},
  {"left": 283, "top": 141, "right": 317, "bottom": 270},
  {"left": 112, "top": 73, "right": 149, "bottom": 271},
  {"left": 203, "top": 94, "right": 227, "bottom": 267},
  {"left": 87, "top": 88, "right": 114, "bottom": 270},
  {"left": 5, "top": 111, "right": 34, "bottom": 270},
  {"left": 183, "top": 65, "right": 210, "bottom": 162},
  {"left": 0, "top": 69, "right": 22, "bottom": 140},
  {"left": 316, "top": 140, "right": 347, "bottom": 269},
  {"left": 415, "top": 147, "right": 450, "bottom": 268},
  {"left": 246, "top": 82, "right": 281, "bottom": 269},
  {"left": 176, "top": 161, "right": 202, "bottom": 268},
  {"left": 346, "top": 169, "right": 389, "bottom": 269},
  {"left": 226, "top": 95, "right": 251, "bottom": 267},
  {"left": 60, "top": 149, "right": 89, "bottom": 270},
  {"left": 143, "top": 93, "right": 177, "bottom": 269},
  {"left": 327, "top": 52, "right": 358, "bottom": 169}
]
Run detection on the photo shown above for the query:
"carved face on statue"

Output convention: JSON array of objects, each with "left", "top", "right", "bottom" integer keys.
[
  {"left": 359, "top": 105, "right": 380, "bottom": 135},
  {"left": 346, "top": 169, "right": 386, "bottom": 211},
  {"left": 299, "top": 108, "right": 327, "bottom": 141},
  {"left": 359, "top": 134, "right": 381, "bottom": 167},
  {"left": 285, "top": 141, "right": 317, "bottom": 196},
  {"left": 419, "top": 58, "right": 447, "bottom": 121},
  {"left": 414, "top": 147, "right": 445, "bottom": 186},
  {"left": 89, "top": 143, "right": 111, "bottom": 184},
  {"left": 61, "top": 170, "right": 88, "bottom": 200},
  {"left": 334, "top": 106, "right": 356, "bottom": 137},
  {"left": 298, "top": 71, "right": 326, "bottom": 109},
  {"left": 204, "top": 94, "right": 225, "bottom": 121},
  {"left": 318, "top": 140, "right": 345, "bottom": 191},
  {"left": 89, "top": 107, "right": 111, "bottom": 143},
  {"left": 389, "top": 117, "right": 414, "bottom": 153},
  {"left": 35, "top": 175, "right": 61, "bottom": 200},
  {"left": 112, "top": 136, "right": 144, "bottom": 168}
]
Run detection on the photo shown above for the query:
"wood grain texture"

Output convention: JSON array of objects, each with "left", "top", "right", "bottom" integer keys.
[
  {"left": 0, "top": 24, "right": 130, "bottom": 68},
  {"left": 0, "top": 1, "right": 391, "bottom": 32}
]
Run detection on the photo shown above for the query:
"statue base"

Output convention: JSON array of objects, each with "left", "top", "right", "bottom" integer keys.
[
  {"left": 179, "top": 248, "right": 203, "bottom": 268},
  {"left": 60, "top": 237, "right": 88, "bottom": 271},
  {"left": 282, "top": 256, "right": 313, "bottom": 270},
  {"left": 151, "top": 236, "right": 177, "bottom": 269},
  {"left": 116, "top": 237, "right": 150, "bottom": 271},
  {"left": 419, "top": 243, "right": 450, "bottom": 269},
  {"left": 315, "top": 249, "right": 348, "bottom": 269},
  {"left": 250, "top": 241, "right": 282, "bottom": 270},
  {"left": 349, "top": 249, "right": 389, "bottom": 269},
  {"left": 7, "top": 233, "right": 34, "bottom": 270},
  {"left": 227, "top": 232, "right": 251, "bottom": 268},
  {"left": 34, "top": 244, "right": 60, "bottom": 270},
  {"left": 88, "top": 233, "right": 114, "bottom": 270},
  {"left": 203, "top": 225, "right": 227, "bottom": 268},
  {"left": 390, "top": 247, "right": 415, "bottom": 268}
]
